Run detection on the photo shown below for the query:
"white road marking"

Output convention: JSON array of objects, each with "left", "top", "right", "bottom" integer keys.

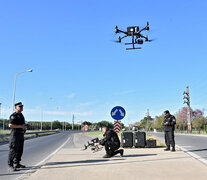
[
  {"left": 177, "top": 145, "right": 207, "bottom": 166},
  {"left": 150, "top": 133, "right": 207, "bottom": 166},
  {"left": 16, "top": 135, "right": 71, "bottom": 180},
  {"left": 180, "top": 146, "right": 193, "bottom": 148}
]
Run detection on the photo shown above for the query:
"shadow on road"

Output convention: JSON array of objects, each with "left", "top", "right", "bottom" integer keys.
[
  {"left": 0, "top": 166, "right": 40, "bottom": 177},
  {"left": 123, "top": 154, "right": 157, "bottom": 158},
  {"left": 46, "top": 154, "right": 157, "bottom": 166},
  {"left": 187, "top": 148, "right": 207, "bottom": 152},
  {"left": 46, "top": 159, "right": 111, "bottom": 166},
  {"left": 41, "top": 154, "right": 160, "bottom": 170}
]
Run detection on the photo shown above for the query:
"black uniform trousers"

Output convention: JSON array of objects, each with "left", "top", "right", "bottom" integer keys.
[
  {"left": 8, "top": 131, "right": 24, "bottom": 166},
  {"left": 105, "top": 141, "right": 120, "bottom": 156},
  {"left": 164, "top": 130, "right": 175, "bottom": 147}
]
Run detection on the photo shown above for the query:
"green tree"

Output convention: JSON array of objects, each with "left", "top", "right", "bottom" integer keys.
[
  {"left": 97, "top": 121, "right": 113, "bottom": 129},
  {"left": 154, "top": 114, "right": 165, "bottom": 130},
  {"left": 52, "top": 121, "right": 62, "bottom": 129},
  {"left": 192, "top": 116, "right": 207, "bottom": 133},
  {"left": 139, "top": 116, "right": 153, "bottom": 131},
  {"left": 82, "top": 121, "right": 92, "bottom": 126}
]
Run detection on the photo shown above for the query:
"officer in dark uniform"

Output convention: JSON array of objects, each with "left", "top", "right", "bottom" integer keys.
[
  {"left": 95, "top": 126, "right": 124, "bottom": 158},
  {"left": 162, "top": 110, "right": 176, "bottom": 152},
  {"left": 8, "top": 102, "right": 27, "bottom": 172}
]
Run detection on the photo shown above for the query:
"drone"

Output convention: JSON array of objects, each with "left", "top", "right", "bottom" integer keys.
[
  {"left": 83, "top": 138, "right": 103, "bottom": 153},
  {"left": 115, "top": 22, "right": 153, "bottom": 50}
]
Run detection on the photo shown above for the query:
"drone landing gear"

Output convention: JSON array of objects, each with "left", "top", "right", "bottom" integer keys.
[
  {"left": 125, "top": 42, "right": 141, "bottom": 50},
  {"left": 126, "top": 47, "right": 142, "bottom": 50}
]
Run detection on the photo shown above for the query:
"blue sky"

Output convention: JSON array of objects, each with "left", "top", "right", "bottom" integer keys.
[{"left": 0, "top": 0, "right": 207, "bottom": 125}]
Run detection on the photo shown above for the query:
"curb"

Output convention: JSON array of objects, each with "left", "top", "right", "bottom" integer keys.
[{"left": 176, "top": 144, "right": 207, "bottom": 166}]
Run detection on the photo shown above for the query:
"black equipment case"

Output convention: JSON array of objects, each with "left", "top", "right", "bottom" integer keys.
[
  {"left": 133, "top": 131, "right": 146, "bottom": 148},
  {"left": 121, "top": 132, "right": 133, "bottom": 148},
  {"left": 146, "top": 139, "right": 156, "bottom": 148}
]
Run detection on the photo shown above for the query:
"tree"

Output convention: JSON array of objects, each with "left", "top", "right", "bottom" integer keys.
[
  {"left": 154, "top": 114, "right": 165, "bottom": 130},
  {"left": 139, "top": 116, "right": 154, "bottom": 131},
  {"left": 175, "top": 107, "right": 204, "bottom": 131},
  {"left": 96, "top": 121, "right": 113, "bottom": 129},
  {"left": 192, "top": 116, "right": 207, "bottom": 133},
  {"left": 52, "top": 121, "right": 62, "bottom": 129},
  {"left": 82, "top": 121, "right": 92, "bottom": 126}
]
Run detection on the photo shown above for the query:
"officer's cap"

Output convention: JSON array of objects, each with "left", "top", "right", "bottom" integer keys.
[
  {"left": 164, "top": 110, "right": 170, "bottom": 115},
  {"left": 15, "top": 102, "right": 24, "bottom": 107}
]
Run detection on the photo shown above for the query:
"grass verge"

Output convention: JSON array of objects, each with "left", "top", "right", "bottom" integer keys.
[{"left": 0, "top": 131, "right": 59, "bottom": 143}]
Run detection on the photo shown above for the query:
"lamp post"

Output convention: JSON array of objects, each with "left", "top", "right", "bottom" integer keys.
[
  {"left": 0, "top": 103, "right": 1, "bottom": 117},
  {"left": 41, "top": 97, "right": 52, "bottom": 131},
  {"left": 12, "top": 69, "right": 33, "bottom": 112}
]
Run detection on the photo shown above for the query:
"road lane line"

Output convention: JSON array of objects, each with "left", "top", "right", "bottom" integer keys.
[
  {"left": 148, "top": 132, "right": 207, "bottom": 166},
  {"left": 16, "top": 134, "right": 71, "bottom": 180}
]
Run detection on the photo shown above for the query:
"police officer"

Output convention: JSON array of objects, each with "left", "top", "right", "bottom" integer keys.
[
  {"left": 95, "top": 126, "right": 124, "bottom": 158},
  {"left": 8, "top": 102, "right": 27, "bottom": 172},
  {"left": 162, "top": 110, "right": 176, "bottom": 152}
]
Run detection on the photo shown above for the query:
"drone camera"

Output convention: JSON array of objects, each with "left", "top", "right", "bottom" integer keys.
[
  {"left": 127, "top": 26, "right": 139, "bottom": 34},
  {"left": 137, "top": 39, "right": 144, "bottom": 44}
]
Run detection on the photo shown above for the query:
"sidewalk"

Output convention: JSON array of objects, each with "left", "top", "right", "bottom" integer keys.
[{"left": 26, "top": 135, "right": 207, "bottom": 180}]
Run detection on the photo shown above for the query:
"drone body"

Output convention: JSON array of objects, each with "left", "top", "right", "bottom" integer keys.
[{"left": 115, "top": 22, "right": 152, "bottom": 50}]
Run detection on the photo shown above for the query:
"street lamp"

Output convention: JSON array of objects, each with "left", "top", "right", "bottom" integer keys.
[
  {"left": 12, "top": 69, "right": 33, "bottom": 112},
  {"left": 41, "top": 97, "right": 52, "bottom": 131}
]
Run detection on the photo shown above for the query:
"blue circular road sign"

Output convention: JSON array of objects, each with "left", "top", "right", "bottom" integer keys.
[{"left": 111, "top": 106, "right": 126, "bottom": 121}]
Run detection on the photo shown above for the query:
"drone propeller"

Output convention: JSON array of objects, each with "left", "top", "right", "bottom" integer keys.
[
  {"left": 112, "top": 40, "right": 121, "bottom": 43},
  {"left": 146, "top": 21, "right": 150, "bottom": 30},
  {"left": 145, "top": 35, "right": 155, "bottom": 42},
  {"left": 115, "top": 26, "right": 119, "bottom": 33}
]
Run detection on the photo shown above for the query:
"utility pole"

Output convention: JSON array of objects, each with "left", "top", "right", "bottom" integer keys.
[
  {"left": 65, "top": 122, "right": 67, "bottom": 131},
  {"left": 41, "top": 103, "right": 44, "bottom": 131},
  {"left": 146, "top": 109, "right": 150, "bottom": 131},
  {"left": 154, "top": 117, "right": 156, "bottom": 132},
  {"left": 72, "top": 114, "right": 74, "bottom": 130},
  {"left": 183, "top": 86, "right": 192, "bottom": 133},
  {"left": 0, "top": 103, "right": 2, "bottom": 130},
  {"left": 51, "top": 121, "right": 53, "bottom": 131}
]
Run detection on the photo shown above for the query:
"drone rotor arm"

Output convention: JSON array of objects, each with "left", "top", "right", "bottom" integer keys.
[
  {"left": 140, "top": 34, "right": 148, "bottom": 40},
  {"left": 120, "top": 35, "right": 127, "bottom": 40},
  {"left": 118, "top": 30, "right": 127, "bottom": 34},
  {"left": 137, "top": 27, "right": 147, "bottom": 34}
]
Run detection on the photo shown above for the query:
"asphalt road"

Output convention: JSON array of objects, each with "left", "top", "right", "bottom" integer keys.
[
  {"left": 149, "top": 132, "right": 207, "bottom": 163},
  {"left": 0, "top": 132, "right": 77, "bottom": 180}
]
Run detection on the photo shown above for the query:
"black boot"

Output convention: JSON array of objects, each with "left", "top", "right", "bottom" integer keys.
[
  {"left": 112, "top": 149, "right": 124, "bottom": 157},
  {"left": 14, "top": 163, "right": 26, "bottom": 168},
  {"left": 8, "top": 165, "right": 18, "bottom": 172},
  {"left": 164, "top": 146, "right": 170, "bottom": 151},
  {"left": 103, "top": 154, "right": 111, "bottom": 158},
  {"left": 119, "top": 149, "right": 124, "bottom": 157},
  {"left": 171, "top": 146, "right": 176, "bottom": 152}
]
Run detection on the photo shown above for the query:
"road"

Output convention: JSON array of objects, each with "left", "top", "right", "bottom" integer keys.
[
  {"left": 149, "top": 132, "right": 207, "bottom": 164},
  {"left": 0, "top": 132, "right": 82, "bottom": 180}
]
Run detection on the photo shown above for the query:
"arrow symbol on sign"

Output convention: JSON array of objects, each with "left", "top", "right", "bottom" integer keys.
[
  {"left": 112, "top": 109, "right": 118, "bottom": 116},
  {"left": 119, "top": 109, "right": 125, "bottom": 117}
]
